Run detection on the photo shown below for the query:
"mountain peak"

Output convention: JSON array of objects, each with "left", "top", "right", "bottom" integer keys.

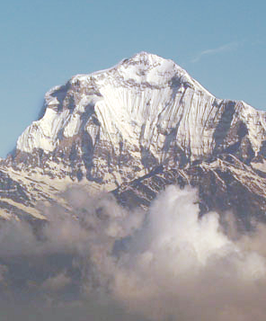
[
  {"left": 0, "top": 55, "right": 265, "bottom": 245},
  {"left": 12, "top": 53, "right": 266, "bottom": 189},
  {"left": 67, "top": 52, "right": 177, "bottom": 89},
  {"left": 125, "top": 51, "right": 170, "bottom": 64}
]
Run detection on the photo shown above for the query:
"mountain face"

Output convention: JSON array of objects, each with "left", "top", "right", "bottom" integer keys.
[{"left": 0, "top": 52, "right": 266, "bottom": 223}]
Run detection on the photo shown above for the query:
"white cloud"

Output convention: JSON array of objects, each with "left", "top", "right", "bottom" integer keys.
[
  {"left": 1, "top": 185, "right": 266, "bottom": 321},
  {"left": 192, "top": 42, "right": 240, "bottom": 63},
  {"left": 106, "top": 186, "right": 266, "bottom": 321},
  {"left": 42, "top": 272, "right": 71, "bottom": 291}
]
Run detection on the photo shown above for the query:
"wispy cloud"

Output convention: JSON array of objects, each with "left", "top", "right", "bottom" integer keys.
[{"left": 191, "top": 41, "right": 241, "bottom": 63}]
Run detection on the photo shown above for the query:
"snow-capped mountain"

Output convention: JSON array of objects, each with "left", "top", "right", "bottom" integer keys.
[{"left": 0, "top": 52, "right": 266, "bottom": 222}]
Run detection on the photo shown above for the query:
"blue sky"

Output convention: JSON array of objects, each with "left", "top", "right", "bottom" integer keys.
[{"left": 0, "top": 0, "right": 265, "bottom": 157}]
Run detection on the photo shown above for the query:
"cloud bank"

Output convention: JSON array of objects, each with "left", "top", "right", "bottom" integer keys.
[{"left": 0, "top": 185, "right": 266, "bottom": 321}]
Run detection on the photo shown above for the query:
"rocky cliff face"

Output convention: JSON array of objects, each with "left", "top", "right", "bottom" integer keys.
[{"left": 0, "top": 52, "right": 266, "bottom": 222}]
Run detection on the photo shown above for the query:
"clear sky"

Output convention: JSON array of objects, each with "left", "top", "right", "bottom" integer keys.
[{"left": 0, "top": 0, "right": 265, "bottom": 157}]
